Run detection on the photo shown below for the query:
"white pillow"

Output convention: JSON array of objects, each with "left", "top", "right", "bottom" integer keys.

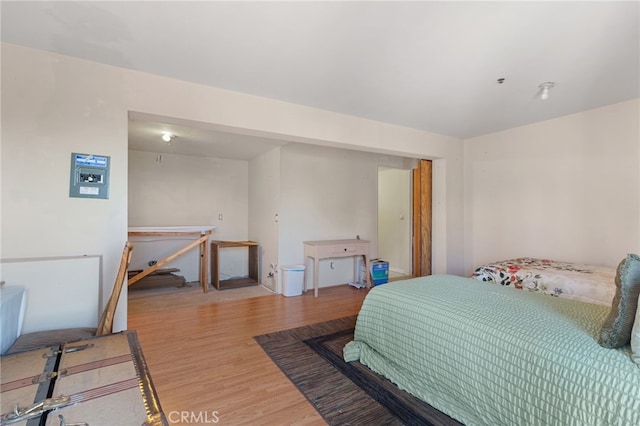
[{"left": 632, "top": 293, "right": 640, "bottom": 365}]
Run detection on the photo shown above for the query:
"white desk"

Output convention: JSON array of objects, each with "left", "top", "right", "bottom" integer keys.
[{"left": 303, "top": 239, "right": 371, "bottom": 297}]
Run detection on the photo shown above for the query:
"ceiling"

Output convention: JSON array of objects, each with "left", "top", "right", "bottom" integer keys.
[
  {"left": 127, "top": 112, "right": 289, "bottom": 160},
  {"left": 2, "top": 1, "right": 638, "bottom": 159}
]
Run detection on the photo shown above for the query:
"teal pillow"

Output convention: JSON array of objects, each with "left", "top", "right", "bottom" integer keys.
[
  {"left": 631, "top": 293, "right": 640, "bottom": 364},
  {"left": 599, "top": 254, "right": 640, "bottom": 348}
]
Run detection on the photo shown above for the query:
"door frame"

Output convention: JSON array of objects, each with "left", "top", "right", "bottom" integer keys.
[{"left": 412, "top": 159, "right": 432, "bottom": 276}]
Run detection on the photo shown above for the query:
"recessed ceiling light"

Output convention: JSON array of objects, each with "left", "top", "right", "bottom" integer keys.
[{"left": 161, "top": 132, "right": 174, "bottom": 142}]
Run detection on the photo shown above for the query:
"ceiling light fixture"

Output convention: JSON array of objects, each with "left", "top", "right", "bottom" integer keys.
[
  {"left": 538, "top": 82, "right": 555, "bottom": 100},
  {"left": 161, "top": 132, "right": 174, "bottom": 142}
]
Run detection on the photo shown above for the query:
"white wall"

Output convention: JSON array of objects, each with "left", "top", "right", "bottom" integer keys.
[
  {"left": 6, "top": 44, "right": 633, "bottom": 318},
  {"left": 2, "top": 43, "right": 464, "bottom": 329},
  {"left": 128, "top": 142, "right": 415, "bottom": 292},
  {"left": 278, "top": 143, "right": 409, "bottom": 290},
  {"left": 249, "top": 147, "right": 281, "bottom": 290},
  {"left": 1, "top": 44, "right": 129, "bottom": 330},
  {"left": 464, "top": 99, "right": 640, "bottom": 274},
  {"left": 128, "top": 150, "right": 249, "bottom": 281},
  {"left": 120, "top": 52, "right": 465, "bottom": 279}
]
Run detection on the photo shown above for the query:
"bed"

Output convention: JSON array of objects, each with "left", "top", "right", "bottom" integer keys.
[{"left": 344, "top": 274, "right": 640, "bottom": 425}]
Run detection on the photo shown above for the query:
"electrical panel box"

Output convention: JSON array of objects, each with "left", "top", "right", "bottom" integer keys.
[{"left": 69, "top": 153, "right": 110, "bottom": 199}]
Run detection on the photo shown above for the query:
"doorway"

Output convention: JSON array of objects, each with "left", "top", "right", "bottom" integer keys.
[
  {"left": 377, "top": 160, "right": 432, "bottom": 280},
  {"left": 377, "top": 167, "right": 412, "bottom": 279}
]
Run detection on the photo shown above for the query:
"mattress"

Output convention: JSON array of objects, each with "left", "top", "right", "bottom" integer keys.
[
  {"left": 472, "top": 257, "right": 616, "bottom": 306},
  {"left": 344, "top": 275, "right": 640, "bottom": 426}
]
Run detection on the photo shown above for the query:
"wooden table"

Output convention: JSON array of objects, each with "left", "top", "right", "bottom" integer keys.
[
  {"left": 303, "top": 239, "right": 371, "bottom": 297},
  {"left": 127, "top": 226, "right": 215, "bottom": 293},
  {"left": 0, "top": 330, "right": 167, "bottom": 425}
]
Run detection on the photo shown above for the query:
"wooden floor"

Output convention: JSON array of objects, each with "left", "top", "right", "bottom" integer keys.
[{"left": 127, "top": 284, "right": 370, "bottom": 425}]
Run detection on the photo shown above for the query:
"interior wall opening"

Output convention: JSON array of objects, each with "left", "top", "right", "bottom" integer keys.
[{"left": 377, "top": 167, "right": 413, "bottom": 280}]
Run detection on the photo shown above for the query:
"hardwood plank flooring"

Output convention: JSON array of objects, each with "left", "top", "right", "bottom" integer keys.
[{"left": 127, "top": 284, "right": 370, "bottom": 425}]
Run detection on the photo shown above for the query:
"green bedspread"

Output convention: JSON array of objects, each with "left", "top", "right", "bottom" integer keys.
[{"left": 344, "top": 275, "right": 640, "bottom": 426}]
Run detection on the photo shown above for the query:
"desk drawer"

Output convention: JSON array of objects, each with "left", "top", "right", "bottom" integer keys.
[
  {"left": 330, "top": 245, "right": 359, "bottom": 255},
  {"left": 305, "top": 240, "right": 369, "bottom": 259}
]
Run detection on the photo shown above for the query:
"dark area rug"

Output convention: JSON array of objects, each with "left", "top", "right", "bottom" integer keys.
[{"left": 254, "top": 316, "right": 462, "bottom": 426}]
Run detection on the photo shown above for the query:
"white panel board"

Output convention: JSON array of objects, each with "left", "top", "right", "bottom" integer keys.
[{"left": 0, "top": 256, "right": 102, "bottom": 334}]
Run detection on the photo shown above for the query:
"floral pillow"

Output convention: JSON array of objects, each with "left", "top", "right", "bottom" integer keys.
[{"left": 472, "top": 257, "right": 616, "bottom": 306}]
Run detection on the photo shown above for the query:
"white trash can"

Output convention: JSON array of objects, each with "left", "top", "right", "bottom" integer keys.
[{"left": 281, "top": 265, "right": 305, "bottom": 297}]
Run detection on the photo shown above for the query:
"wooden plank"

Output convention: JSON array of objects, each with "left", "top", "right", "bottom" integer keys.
[
  {"left": 128, "top": 268, "right": 180, "bottom": 277},
  {"left": 412, "top": 167, "right": 422, "bottom": 277},
  {"left": 216, "top": 277, "right": 259, "bottom": 290},
  {"left": 420, "top": 160, "right": 433, "bottom": 276},
  {"left": 96, "top": 241, "right": 133, "bottom": 336},
  {"left": 129, "top": 274, "right": 186, "bottom": 290},
  {"left": 201, "top": 237, "right": 210, "bottom": 293},
  {"left": 211, "top": 240, "right": 259, "bottom": 248},
  {"left": 128, "top": 232, "right": 202, "bottom": 237},
  {"left": 211, "top": 243, "right": 220, "bottom": 290},
  {"left": 248, "top": 245, "right": 259, "bottom": 282}
]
